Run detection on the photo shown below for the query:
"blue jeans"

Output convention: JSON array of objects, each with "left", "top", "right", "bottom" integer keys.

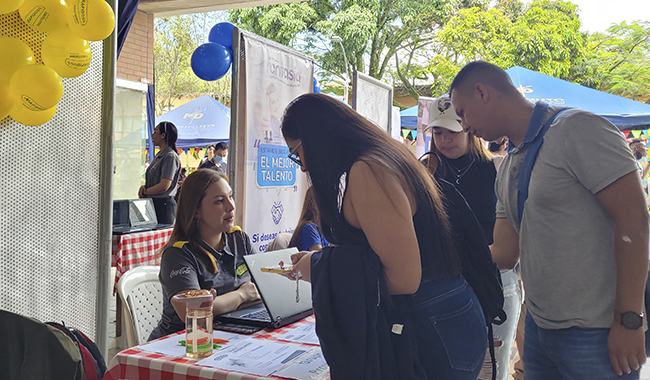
[
  {"left": 524, "top": 312, "right": 640, "bottom": 380},
  {"left": 410, "top": 276, "right": 487, "bottom": 379}
]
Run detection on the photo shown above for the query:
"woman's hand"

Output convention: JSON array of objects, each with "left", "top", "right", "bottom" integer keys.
[
  {"left": 237, "top": 282, "right": 261, "bottom": 303},
  {"left": 138, "top": 186, "right": 146, "bottom": 198},
  {"left": 289, "top": 251, "right": 313, "bottom": 283}
]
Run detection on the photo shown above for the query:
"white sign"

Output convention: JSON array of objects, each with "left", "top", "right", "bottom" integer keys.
[{"left": 241, "top": 34, "right": 314, "bottom": 252}]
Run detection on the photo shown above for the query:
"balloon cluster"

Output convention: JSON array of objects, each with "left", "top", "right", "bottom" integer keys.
[
  {"left": 0, "top": 0, "right": 115, "bottom": 126},
  {"left": 191, "top": 22, "right": 235, "bottom": 82}
]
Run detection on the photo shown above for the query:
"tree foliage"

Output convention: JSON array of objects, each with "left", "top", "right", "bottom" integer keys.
[
  {"left": 229, "top": 0, "right": 456, "bottom": 88},
  {"left": 152, "top": 0, "right": 649, "bottom": 106},
  {"left": 154, "top": 12, "right": 232, "bottom": 116},
  {"left": 416, "top": 0, "right": 587, "bottom": 97},
  {"left": 583, "top": 21, "right": 650, "bottom": 101}
]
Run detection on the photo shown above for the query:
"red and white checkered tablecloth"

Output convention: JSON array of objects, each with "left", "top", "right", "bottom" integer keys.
[
  {"left": 112, "top": 228, "right": 173, "bottom": 294},
  {"left": 103, "top": 316, "right": 321, "bottom": 380}
]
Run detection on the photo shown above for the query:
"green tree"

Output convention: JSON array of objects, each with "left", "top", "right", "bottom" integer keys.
[
  {"left": 229, "top": 0, "right": 455, "bottom": 86},
  {"left": 420, "top": 0, "right": 586, "bottom": 97},
  {"left": 583, "top": 21, "right": 650, "bottom": 101},
  {"left": 154, "top": 12, "right": 232, "bottom": 115}
]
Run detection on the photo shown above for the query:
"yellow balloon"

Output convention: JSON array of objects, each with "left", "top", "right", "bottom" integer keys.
[
  {"left": 10, "top": 65, "right": 63, "bottom": 111},
  {"left": 67, "top": 0, "right": 115, "bottom": 41},
  {"left": 0, "top": 80, "right": 15, "bottom": 121},
  {"left": 42, "top": 26, "right": 91, "bottom": 78},
  {"left": 0, "top": 0, "right": 26, "bottom": 14},
  {"left": 19, "top": 0, "right": 68, "bottom": 32},
  {"left": 10, "top": 102, "right": 57, "bottom": 126},
  {"left": 0, "top": 37, "right": 35, "bottom": 83}
]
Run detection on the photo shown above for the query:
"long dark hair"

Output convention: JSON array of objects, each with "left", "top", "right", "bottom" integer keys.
[
  {"left": 290, "top": 186, "right": 320, "bottom": 248},
  {"left": 161, "top": 169, "right": 228, "bottom": 273},
  {"left": 281, "top": 93, "right": 460, "bottom": 277},
  {"left": 157, "top": 121, "right": 179, "bottom": 154}
]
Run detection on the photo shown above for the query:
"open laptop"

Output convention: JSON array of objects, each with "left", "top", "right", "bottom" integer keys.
[
  {"left": 112, "top": 198, "right": 159, "bottom": 234},
  {"left": 215, "top": 247, "right": 313, "bottom": 329}
]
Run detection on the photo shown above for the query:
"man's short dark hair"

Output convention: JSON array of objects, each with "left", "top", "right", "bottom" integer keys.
[
  {"left": 449, "top": 61, "right": 518, "bottom": 98},
  {"left": 215, "top": 142, "right": 229, "bottom": 151}
]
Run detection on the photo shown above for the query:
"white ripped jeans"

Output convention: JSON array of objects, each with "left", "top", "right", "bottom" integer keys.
[{"left": 477, "top": 268, "right": 522, "bottom": 380}]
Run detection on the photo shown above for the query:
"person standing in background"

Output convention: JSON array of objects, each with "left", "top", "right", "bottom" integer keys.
[
  {"left": 426, "top": 94, "right": 497, "bottom": 244},
  {"left": 139, "top": 121, "right": 181, "bottom": 225},
  {"left": 629, "top": 138, "right": 650, "bottom": 196},
  {"left": 289, "top": 187, "right": 329, "bottom": 251},
  {"left": 199, "top": 142, "right": 229, "bottom": 175},
  {"left": 450, "top": 61, "right": 648, "bottom": 380},
  {"left": 427, "top": 94, "right": 520, "bottom": 380}
]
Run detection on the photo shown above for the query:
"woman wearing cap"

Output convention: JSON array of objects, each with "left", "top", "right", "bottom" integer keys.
[
  {"left": 139, "top": 121, "right": 182, "bottom": 224},
  {"left": 425, "top": 95, "right": 496, "bottom": 244},
  {"left": 426, "top": 95, "right": 520, "bottom": 380},
  {"left": 281, "top": 93, "right": 486, "bottom": 379}
]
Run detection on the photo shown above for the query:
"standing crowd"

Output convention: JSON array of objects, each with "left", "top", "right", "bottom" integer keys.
[{"left": 141, "top": 61, "right": 649, "bottom": 380}]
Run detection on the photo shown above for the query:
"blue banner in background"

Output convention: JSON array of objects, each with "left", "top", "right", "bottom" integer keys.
[{"left": 257, "top": 144, "right": 297, "bottom": 187}]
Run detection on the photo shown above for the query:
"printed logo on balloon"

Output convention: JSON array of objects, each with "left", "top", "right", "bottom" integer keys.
[{"left": 1, "top": 0, "right": 114, "bottom": 126}]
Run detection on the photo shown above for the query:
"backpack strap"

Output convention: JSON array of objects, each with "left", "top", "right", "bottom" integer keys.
[{"left": 517, "top": 103, "right": 571, "bottom": 222}]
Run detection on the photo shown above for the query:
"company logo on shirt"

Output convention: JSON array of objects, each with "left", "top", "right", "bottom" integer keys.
[
  {"left": 170, "top": 266, "right": 192, "bottom": 279},
  {"left": 236, "top": 264, "right": 248, "bottom": 276}
]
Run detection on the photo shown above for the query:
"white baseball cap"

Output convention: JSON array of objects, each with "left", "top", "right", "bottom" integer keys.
[{"left": 427, "top": 94, "right": 463, "bottom": 132}]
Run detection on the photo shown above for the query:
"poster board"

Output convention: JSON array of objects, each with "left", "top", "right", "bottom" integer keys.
[
  {"left": 352, "top": 72, "right": 393, "bottom": 135},
  {"left": 230, "top": 30, "right": 314, "bottom": 252}
]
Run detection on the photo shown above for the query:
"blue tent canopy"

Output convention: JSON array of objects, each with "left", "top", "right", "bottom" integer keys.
[
  {"left": 155, "top": 95, "right": 231, "bottom": 148},
  {"left": 506, "top": 66, "right": 650, "bottom": 130},
  {"left": 400, "top": 105, "right": 418, "bottom": 128}
]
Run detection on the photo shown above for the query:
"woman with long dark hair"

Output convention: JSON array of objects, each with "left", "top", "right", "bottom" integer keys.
[
  {"left": 148, "top": 169, "right": 260, "bottom": 341},
  {"left": 139, "top": 121, "right": 181, "bottom": 224},
  {"left": 281, "top": 93, "right": 486, "bottom": 379},
  {"left": 289, "top": 187, "right": 329, "bottom": 251}
]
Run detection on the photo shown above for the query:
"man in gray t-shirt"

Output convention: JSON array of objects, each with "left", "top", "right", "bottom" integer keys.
[{"left": 450, "top": 61, "right": 649, "bottom": 380}]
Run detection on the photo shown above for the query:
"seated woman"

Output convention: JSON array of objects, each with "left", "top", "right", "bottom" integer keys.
[
  {"left": 289, "top": 186, "right": 329, "bottom": 251},
  {"left": 148, "top": 169, "right": 261, "bottom": 341}
]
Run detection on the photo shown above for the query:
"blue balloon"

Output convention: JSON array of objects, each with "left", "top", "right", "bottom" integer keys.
[
  {"left": 208, "top": 22, "right": 236, "bottom": 50},
  {"left": 313, "top": 77, "right": 321, "bottom": 93},
  {"left": 191, "top": 43, "right": 232, "bottom": 81}
]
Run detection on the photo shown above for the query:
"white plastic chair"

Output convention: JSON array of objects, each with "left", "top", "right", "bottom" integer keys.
[{"left": 117, "top": 266, "right": 163, "bottom": 347}]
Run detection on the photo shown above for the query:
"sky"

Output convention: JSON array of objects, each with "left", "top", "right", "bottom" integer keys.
[{"left": 546, "top": 0, "right": 650, "bottom": 33}]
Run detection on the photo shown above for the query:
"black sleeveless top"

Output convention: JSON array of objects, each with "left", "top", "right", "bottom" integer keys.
[{"left": 323, "top": 171, "right": 453, "bottom": 279}]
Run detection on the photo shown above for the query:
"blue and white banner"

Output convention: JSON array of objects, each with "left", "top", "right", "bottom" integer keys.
[{"left": 241, "top": 33, "right": 313, "bottom": 253}]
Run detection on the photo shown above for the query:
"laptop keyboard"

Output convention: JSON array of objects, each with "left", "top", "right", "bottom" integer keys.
[{"left": 242, "top": 309, "right": 271, "bottom": 321}]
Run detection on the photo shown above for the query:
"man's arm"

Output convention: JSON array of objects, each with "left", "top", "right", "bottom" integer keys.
[
  {"left": 595, "top": 171, "right": 649, "bottom": 375},
  {"left": 490, "top": 217, "right": 520, "bottom": 270}
]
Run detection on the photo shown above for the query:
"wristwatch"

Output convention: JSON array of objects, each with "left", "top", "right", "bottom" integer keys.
[{"left": 614, "top": 310, "right": 645, "bottom": 330}]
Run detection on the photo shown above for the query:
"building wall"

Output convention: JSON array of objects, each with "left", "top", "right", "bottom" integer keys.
[{"left": 116, "top": 10, "right": 154, "bottom": 84}]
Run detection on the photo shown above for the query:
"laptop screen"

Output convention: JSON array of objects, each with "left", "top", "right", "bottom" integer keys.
[
  {"left": 129, "top": 199, "right": 158, "bottom": 227},
  {"left": 243, "top": 248, "right": 313, "bottom": 322},
  {"left": 113, "top": 198, "right": 158, "bottom": 229},
  {"left": 113, "top": 200, "right": 130, "bottom": 227}
]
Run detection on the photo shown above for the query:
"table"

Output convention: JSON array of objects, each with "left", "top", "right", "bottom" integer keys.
[
  {"left": 112, "top": 228, "right": 173, "bottom": 337},
  {"left": 103, "top": 316, "right": 324, "bottom": 380},
  {"left": 111, "top": 228, "right": 173, "bottom": 295}
]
